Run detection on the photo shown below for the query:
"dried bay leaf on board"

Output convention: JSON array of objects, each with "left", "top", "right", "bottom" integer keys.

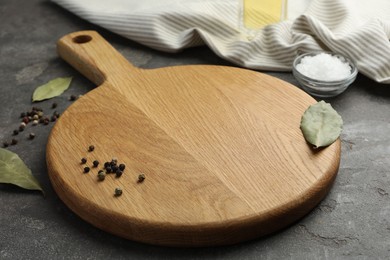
[
  {"left": 300, "top": 101, "right": 343, "bottom": 148},
  {"left": 0, "top": 148, "right": 44, "bottom": 194},
  {"left": 32, "top": 77, "right": 72, "bottom": 102}
]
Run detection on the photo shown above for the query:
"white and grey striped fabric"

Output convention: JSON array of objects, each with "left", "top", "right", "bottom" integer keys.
[{"left": 53, "top": 0, "right": 390, "bottom": 84}]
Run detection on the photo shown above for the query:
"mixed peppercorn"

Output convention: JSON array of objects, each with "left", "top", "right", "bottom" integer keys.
[
  {"left": 2, "top": 95, "right": 80, "bottom": 148},
  {"left": 2, "top": 105, "right": 61, "bottom": 148}
]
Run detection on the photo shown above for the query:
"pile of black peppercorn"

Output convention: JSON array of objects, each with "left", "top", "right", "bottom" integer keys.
[
  {"left": 103, "top": 158, "right": 126, "bottom": 177},
  {"left": 80, "top": 145, "right": 138, "bottom": 197},
  {"left": 82, "top": 156, "right": 126, "bottom": 178},
  {"left": 80, "top": 145, "right": 146, "bottom": 196}
]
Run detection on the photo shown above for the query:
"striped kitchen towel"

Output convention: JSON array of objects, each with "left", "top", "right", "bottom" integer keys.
[{"left": 53, "top": 0, "right": 390, "bottom": 84}]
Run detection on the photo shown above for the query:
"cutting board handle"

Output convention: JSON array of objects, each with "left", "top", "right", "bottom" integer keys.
[{"left": 57, "top": 31, "right": 139, "bottom": 86}]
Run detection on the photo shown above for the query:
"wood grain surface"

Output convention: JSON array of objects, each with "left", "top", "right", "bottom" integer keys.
[{"left": 46, "top": 31, "right": 340, "bottom": 247}]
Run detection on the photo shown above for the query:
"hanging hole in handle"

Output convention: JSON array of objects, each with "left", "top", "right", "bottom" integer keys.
[{"left": 73, "top": 35, "right": 92, "bottom": 44}]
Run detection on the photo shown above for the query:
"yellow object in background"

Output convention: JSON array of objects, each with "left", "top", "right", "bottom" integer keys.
[{"left": 244, "top": 0, "right": 287, "bottom": 29}]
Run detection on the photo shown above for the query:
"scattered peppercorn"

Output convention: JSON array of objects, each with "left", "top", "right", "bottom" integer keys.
[
  {"left": 106, "top": 166, "right": 112, "bottom": 174},
  {"left": 83, "top": 166, "right": 90, "bottom": 173},
  {"left": 88, "top": 145, "right": 95, "bottom": 152},
  {"left": 138, "top": 173, "right": 145, "bottom": 183},
  {"left": 1, "top": 107, "right": 67, "bottom": 147},
  {"left": 111, "top": 165, "right": 118, "bottom": 173},
  {"left": 98, "top": 170, "right": 106, "bottom": 181},
  {"left": 119, "top": 164, "right": 125, "bottom": 171},
  {"left": 92, "top": 160, "right": 99, "bottom": 167},
  {"left": 53, "top": 111, "right": 60, "bottom": 118},
  {"left": 19, "top": 125, "right": 25, "bottom": 131},
  {"left": 115, "top": 170, "right": 123, "bottom": 178},
  {"left": 104, "top": 162, "right": 110, "bottom": 168},
  {"left": 114, "top": 188, "right": 122, "bottom": 196},
  {"left": 81, "top": 157, "right": 87, "bottom": 164},
  {"left": 69, "top": 95, "right": 77, "bottom": 101}
]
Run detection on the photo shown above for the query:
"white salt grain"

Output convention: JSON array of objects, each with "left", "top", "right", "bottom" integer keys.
[{"left": 296, "top": 53, "right": 352, "bottom": 81}]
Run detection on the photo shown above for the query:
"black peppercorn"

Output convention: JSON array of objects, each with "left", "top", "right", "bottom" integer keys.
[
  {"left": 138, "top": 173, "right": 145, "bottom": 183},
  {"left": 43, "top": 119, "right": 50, "bottom": 125},
  {"left": 3, "top": 142, "right": 9, "bottom": 148},
  {"left": 83, "top": 166, "right": 90, "bottom": 173},
  {"left": 98, "top": 170, "right": 106, "bottom": 181},
  {"left": 11, "top": 139, "right": 18, "bottom": 145},
  {"left": 53, "top": 111, "right": 60, "bottom": 118},
  {"left": 69, "top": 95, "right": 77, "bottom": 101},
  {"left": 88, "top": 145, "right": 95, "bottom": 152},
  {"left": 118, "top": 164, "right": 126, "bottom": 171},
  {"left": 111, "top": 165, "right": 118, "bottom": 173},
  {"left": 115, "top": 170, "right": 123, "bottom": 178},
  {"left": 51, "top": 116, "right": 57, "bottom": 122},
  {"left": 29, "top": 133, "right": 35, "bottom": 140},
  {"left": 92, "top": 160, "right": 99, "bottom": 167},
  {"left": 20, "top": 112, "right": 26, "bottom": 118},
  {"left": 104, "top": 162, "right": 110, "bottom": 168},
  {"left": 51, "top": 103, "right": 57, "bottom": 109},
  {"left": 111, "top": 158, "right": 118, "bottom": 166},
  {"left": 114, "top": 188, "right": 122, "bottom": 197},
  {"left": 106, "top": 166, "right": 112, "bottom": 173},
  {"left": 81, "top": 158, "right": 87, "bottom": 164},
  {"left": 13, "top": 130, "right": 19, "bottom": 136}
]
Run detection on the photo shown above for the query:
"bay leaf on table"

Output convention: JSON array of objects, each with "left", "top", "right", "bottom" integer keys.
[
  {"left": 0, "top": 148, "right": 44, "bottom": 194},
  {"left": 32, "top": 77, "right": 72, "bottom": 102},
  {"left": 300, "top": 100, "right": 343, "bottom": 148}
]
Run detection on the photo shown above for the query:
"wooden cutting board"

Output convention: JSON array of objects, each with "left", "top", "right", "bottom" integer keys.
[{"left": 46, "top": 31, "right": 340, "bottom": 247}]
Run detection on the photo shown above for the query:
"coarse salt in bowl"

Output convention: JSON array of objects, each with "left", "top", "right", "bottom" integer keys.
[{"left": 292, "top": 52, "right": 358, "bottom": 98}]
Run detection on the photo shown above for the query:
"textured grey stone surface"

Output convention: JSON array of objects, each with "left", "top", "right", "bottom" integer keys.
[{"left": 1, "top": 0, "right": 389, "bottom": 259}]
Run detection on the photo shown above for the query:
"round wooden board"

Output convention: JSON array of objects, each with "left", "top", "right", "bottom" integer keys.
[{"left": 46, "top": 31, "right": 340, "bottom": 247}]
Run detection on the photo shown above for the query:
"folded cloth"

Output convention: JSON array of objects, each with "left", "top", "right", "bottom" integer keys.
[{"left": 53, "top": 0, "right": 390, "bottom": 83}]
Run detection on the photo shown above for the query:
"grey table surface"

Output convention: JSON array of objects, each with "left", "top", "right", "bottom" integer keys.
[{"left": 1, "top": 0, "right": 389, "bottom": 259}]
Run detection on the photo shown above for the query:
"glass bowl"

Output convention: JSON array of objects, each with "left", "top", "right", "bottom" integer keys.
[{"left": 292, "top": 52, "right": 358, "bottom": 98}]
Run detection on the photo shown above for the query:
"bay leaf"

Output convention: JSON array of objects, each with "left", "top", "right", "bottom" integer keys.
[
  {"left": 300, "top": 101, "right": 343, "bottom": 148},
  {"left": 32, "top": 77, "right": 72, "bottom": 102},
  {"left": 0, "top": 148, "right": 44, "bottom": 194}
]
